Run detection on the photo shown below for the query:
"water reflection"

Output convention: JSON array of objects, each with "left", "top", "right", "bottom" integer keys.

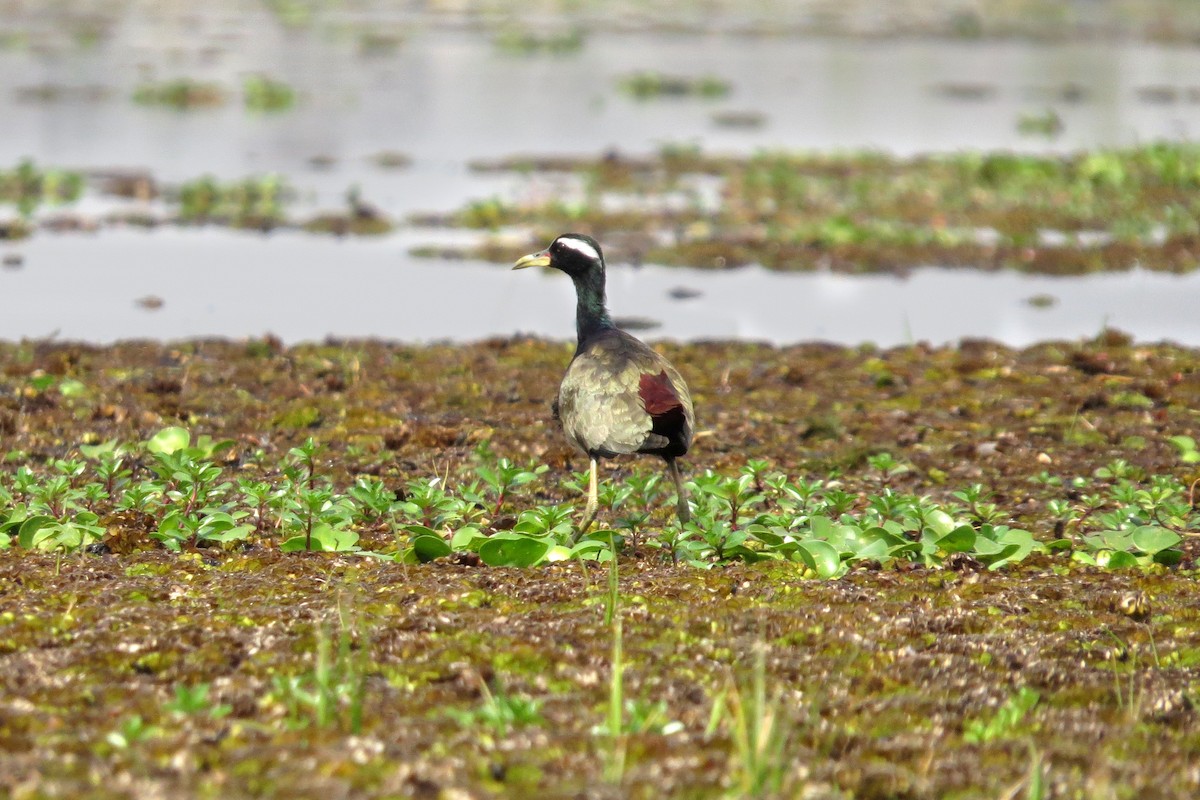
[{"left": 1, "top": 229, "right": 1195, "bottom": 347}]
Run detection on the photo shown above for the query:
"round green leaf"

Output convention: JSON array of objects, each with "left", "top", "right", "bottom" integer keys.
[
  {"left": 478, "top": 535, "right": 550, "bottom": 567},
  {"left": 1099, "top": 530, "right": 1134, "bottom": 551},
  {"left": 318, "top": 526, "right": 359, "bottom": 552},
  {"left": 972, "top": 537, "right": 1006, "bottom": 556},
  {"left": 1131, "top": 526, "right": 1181, "bottom": 555},
  {"left": 412, "top": 534, "right": 452, "bottom": 563},
  {"left": 146, "top": 426, "right": 190, "bottom": 455},
  {"left": 979, "top": 543, "right": 1022, "bottom": 569},
  {"left": 279, "top": 535, "right": 309, "bottom": 553},
  {"left": 201, "top": 524, "right": 254, "bottom": 544},
  {"left": 79, "top": 440, "right": 119, "bottom": 460},
  {"left": 1153, "top": 548, "right": 1184, "bottom": 566},
  {"left": 998, "top": 527, "right": 1037, "bottom": 546},
  {"left": 825, "top": 524, "right": 862, "bottom": 554},
  {"left": 746, "top": 524, "right": 785, "bottom": 547},
  {"left": 544, "top": 545, "right": 573, "bottom": 562},
  {"left": 1095, "top": 550, "right": 1139, "bottom": 569},
  {"left": 569, "top": 540, "right": 609, "bottom": 561},
  {"left": 450, "top": 526, "right": 486, "bottom": 550},
  {"left": 853, "top": 537, "right": 891, "bottom": 562},
  {"left": 280, "top": 524, "right": 359, "bottom": 553},
  {"left": 925, "top": 509, "right": 958, "bottom": 537},
  {"left": 936, "top": 525, "right": 976, "bottom": 553},
  {"left": 862, "top": 526, "right": 906, "bottom": 548},
  {"left": 17, "top": 515, "right": 56, "bottom": 549},
  {"left": 807, "top": 515, "right": 835, "bottom": 538},
  {"left": 889, "top": 541, "right": 922, "bottom": 559},
  {"left": 795, "top": 540, "right": 842, "bottom": 579}
]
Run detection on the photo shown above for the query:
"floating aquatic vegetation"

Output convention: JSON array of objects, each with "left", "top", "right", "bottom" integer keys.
[
  {"left": 0, "top": 160, "right": 84, "bottom": 216},
  {"left": 618, "top": 71, "right": 731, "bottom": 100},
  {"left": 172, "top": 174, "right": 290, "bottom": 229},
  {"left": 132, "top": 78, "right": 227, "bottom": 109},
  {"left": 242, "top": 74, "right": 296, "bottom": 112},
  {"left": 494, "top": 27, "right": 585, "bottom": 55},
  {"left": 420, "top": 141, "right": 1200, "bottom": 275}
]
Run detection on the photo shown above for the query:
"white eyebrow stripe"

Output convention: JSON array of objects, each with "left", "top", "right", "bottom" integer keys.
[{"left": 556, "top": 237, "right": 601, "bottom": 261}]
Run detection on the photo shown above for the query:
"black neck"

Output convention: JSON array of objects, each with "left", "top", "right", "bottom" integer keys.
[{"left": 571, "top": 266, "right": 614, "bottom": 346}]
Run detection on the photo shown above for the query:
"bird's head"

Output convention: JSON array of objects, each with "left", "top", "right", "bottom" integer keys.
[{"left": 513, "top": 233, "right": 605, "bottom": 278}]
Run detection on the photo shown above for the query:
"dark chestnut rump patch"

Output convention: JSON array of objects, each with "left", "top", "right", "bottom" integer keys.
[
  {"left": 638, "top": 369, "right": 688, "bottom": 458},
  {"left": 639, "top": 370, "right": 682, "bottom": 416}
]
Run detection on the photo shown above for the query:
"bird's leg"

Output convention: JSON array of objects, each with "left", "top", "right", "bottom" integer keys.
[
  {"left": 668, "top": 458, "right": 691, "bottom": 525},
  {"left": 575, "top": 456, "right": 600, "bottom": 541}
]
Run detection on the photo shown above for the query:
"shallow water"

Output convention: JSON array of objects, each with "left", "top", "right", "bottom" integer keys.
[
  {"left": 7, "top": 19, "right": 1200, "bottom": 212},
  {"left": 6, "top": 10, "right": 1200, "bottom": 345},
  {"left": 2, "top": 229, "right": 1196, "bottom": 347}
]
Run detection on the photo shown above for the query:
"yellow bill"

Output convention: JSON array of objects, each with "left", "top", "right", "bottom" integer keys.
[{"left": 512, "top": 251, "right": 551, "bottom": 270}]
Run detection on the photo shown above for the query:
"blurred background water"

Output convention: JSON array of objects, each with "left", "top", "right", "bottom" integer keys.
[{"left": 3, "top": 0, "right": 1200, "bottom": 346}]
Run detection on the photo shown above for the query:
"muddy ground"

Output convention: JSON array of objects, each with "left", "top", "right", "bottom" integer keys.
[{"left": 1, "top": 334, "right": 1199, "bottom": 798}]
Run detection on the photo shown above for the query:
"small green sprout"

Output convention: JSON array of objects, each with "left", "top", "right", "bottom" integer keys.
[
  {"left": 447, "top": 681, "right": 545, "bottom": 735},
  {"left": 105, "top": 715, "right": 160, "bottom": 749},
  {"left": 963, "top": 687, "right": 1040, "bottom": 744},
  {"left": 165, "top": 683, "right": 232, "bottom": 719}
]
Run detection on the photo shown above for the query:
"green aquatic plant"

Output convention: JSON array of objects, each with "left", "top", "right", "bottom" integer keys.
[
  {"left": 618, "top": 71, "right": 731, "bottom": 100},
  {"left": 472, "top": 443, "right": 549, "bottom": 515},
  {"left": 395, "top": 477, "right": 460, "bottom": 528},
  {"left": 1016, "top": 109, "right": 1063, "bottom": 137},
  {"left": 494, "top": 27, "right": 584, "bottom": 55},
  {"left": 265, "top": 0, "right": 312, "bottom": 27},
  {"left": 164, "top": 683, "right": 232, "bottom": 719},
  {"left": 420, "top": 140, "right": 1200, "bottom": 275},
  {"left": 271, "top": 616, "right": 369, "bottom": 732},
  {"left": 0, "top": 426, "right": 1197, "bottom": 574},
  {"left": 142, "top": 427, "right": 248, "bottom": 551},
  {"left": 458, "top": 196, "right": 516, "bottom": 229},
  {"left": 276, "top": 439, "right": 360, "bottom": 552},
  {"left": 1168, "top": 435, "right": 1200, "bottom": 464},
  {"left": 175, "top": 174, "right": 288, "bottom": 227},
  {"left": 710, "top": 642, "right": 794, "bottom": 797},
  {"left": 866, "top": 451, "right": 912, "bottom": 483},
  {"left": 242, "top": 74, "right": 296, "bottom": 112},
  {"left": 448, "top": 679, "right": 545, "bottom": 735},
  {"left": 598, "top": 546, "right": 627, "bottom": 783},
  {"left": 347, "top": 475, "right": 395, "bottom": 523},
  {"left": 105, "top": 715, "right": 160, "bottom": 749},
  {"left": 0, "top": 159, "right": 83, "bottom": 215},
  {"left": 132, "top": 79, "right": 226, "bottom": 109},
  {"left": 963, "top": 687, "right": 1041, "bottom": 744}
]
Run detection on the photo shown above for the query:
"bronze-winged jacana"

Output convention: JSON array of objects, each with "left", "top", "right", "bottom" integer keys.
[{"left": 513, "top": 233, "right": 694, "bottom": 536}]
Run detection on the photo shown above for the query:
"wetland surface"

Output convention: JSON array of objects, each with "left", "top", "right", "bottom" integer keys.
[
  {"left": 4, "top": 4, "right": 1200, "bottom": 798},
  {"left": 1, "top": 336, "right": 1199, "bottom": 798}
]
